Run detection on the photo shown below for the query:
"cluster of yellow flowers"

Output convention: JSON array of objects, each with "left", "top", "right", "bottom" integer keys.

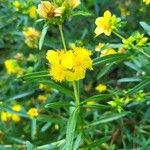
[
  {"left": 46, "top": 47, "right": 93, "bottom": 82},
  {"left": 1, "top": 104, "right": 22, "bottom": 123},
  {"left": 4, "top": 59, "right": 23, "bottom": 75},
  {"left": 143, "top": 0, "right": 150, "bottom": 4},
  {"left": 1, "top": 106, "right": 39, "bottom": 122},
  {"left": 95, "top": 10, "right": 120, "bottom": 36},
  {"left": 23, "top": 27, "right": 40, "bottom": 48},
  {"left": 37, "top": 0, "right": 80, "bottom": 19}
]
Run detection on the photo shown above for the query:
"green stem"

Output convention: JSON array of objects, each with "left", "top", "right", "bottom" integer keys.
[
  {"left": 113, "top": 31, "right": 125, "bottom": 40},
  {"left": 73, "top": 81, "right": 80, "bottom": 106},
  {"left": 58, "top": 24, "right": 67, "bottom": 51},
  {"left": 139, "top": 49, "right": 150, "bottom": 59}
]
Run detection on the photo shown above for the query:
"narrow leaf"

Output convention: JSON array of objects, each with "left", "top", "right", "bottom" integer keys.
[
  {"left": 39, "top": 25, "right": 49, "bottom": 50},
  {"left": 140, "top": 21, "right": 150, "bottom": 35},
  {"left": 80, "top": 136, "right": 110, "bottom": 150},
  {"left": 93, "top": 54, "right": 130, "bottom": 66},
  {"left": 118, "top": 77, "right": 141, "bottom": 83},
  {"left": 45, "top": 102, "right": 73, "bottom": 109},
  {"left": 65, "top": 108, "right": 79, "bottom": 150},
  {"left": 86, "top": 112, "right": 129, "bottom": 128},
  {"left": 128, "top": 78, "right": 150, "bottom": 94}
]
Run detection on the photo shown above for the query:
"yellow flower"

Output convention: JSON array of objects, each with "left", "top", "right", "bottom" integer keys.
[
  {"left": 37, "top": 1, "right": 64, "bottom": 19},
  {"left": 61, "top": 50, "right": 74, "bottom": 69},
  {"left": 96, "top": 84, "right": 107, "bottom": 93},
  {"left": 95, "top": 10, "right": 112, "bottom": 36},
  {"left": 95, "top": 10, "right": 119, "bottom": 36},
  {"left": 68, "top": 0, "right": 81, "bottom": 9},
  {"left": 50, "top": 64, "right": 66, "bottom": 82},
  {"left": 4, "top": 59, "right": 23, "bottom": 75},
  {"left": 27, "top": 108, "right": 39, "bottom": 118},
  {"left": 143, "top": 0, "right": 150, "bottom": 4},
  {"left": 38, "top": 95, "right": 47, "bottom": 103},
  {"left": 11, "top": 114, "right": 21, "bottom": 123},
  {"left": 23, "top": 27, "right": 40, "bottom": 48},
  {"left": 46, "top": 47, "right": 93, "bottom": 82},
  {"left": 12, "top": 104, "right": 22, "bottom": 112},
  {"left": 28, "top": 6, "right": 37, "bottom": 19},
  {"left": 46, "top": 50, "right": 65, "bottom": 65},
  {"left": 1, "top": 112, "right": 9, "bottom": 122},
  {"left": 100, "top": 48, "right": 117, "bottom": 57}
]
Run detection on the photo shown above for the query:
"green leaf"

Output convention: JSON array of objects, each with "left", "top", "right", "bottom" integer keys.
[
  {"left": 128, "top": 78, "right": 150, "bottom": 94},
  {"left": 93, "top": 54, "right": 130, "bottom": 66},
  {"left": 104, "top": 43, "right": 123, "bottom": 49},
  {"left": 140, "top": 21, "right": 150, "bottom": 35},
  {"left": 45, "top": 102, "right": 73, "bottom": 109},
  {"left": 71, "top": 11, "right": 92, "bottom": 17},
  {"left": 64, "top": 108, "right": 79, "bottom": 150},
  {"left": 20, "top": 71, "right": 74, "bottom": 98},
  {"left": 39, "top": 24, "right": 49, "bottom": 50},
  {"left": 31, "top": 119, "right": 37, "bottom": 140},
  {"left": 36, "top": 139, "right": 65, "bottom": 150},
  {"left": 73, "top": 133, "right": 82, "bottom": 150},
  {"left": 37, "top": 114, "right": 67, "bottom": 124},
  {"left": 22, "top": 74, "right": 50, "bottom": 80},
  {"left": 85, "top": 112, "right": 129, "bottom": 128},
  {"left": 118, "top": 77, "right": 142, "bottom": 83},
  {"left": 81, "top": 92, "right": 118, "bottom": 104},
  {"left": 80, "top": 136, "right": 110, "bottom": 150},
  {"left": 6, "top": 90, "right": 35, "bottom": 102},
  {"left": 38, "top": 80, "right": 74, "bottom": 98},
  {"left": 19, "top": 71, "right": 48, "bottom": 80},
  {"left": 83, "top": 104, "right": 110, "bottom": 110},
  {"left": 124, "top": 61, "right": 140, "bottom": 71},
  {"left": 97, "top": 63, "right": 115, "bottom": 80},
  {"left": 26, "top": 141, "right": 34, "bottom": 150}
]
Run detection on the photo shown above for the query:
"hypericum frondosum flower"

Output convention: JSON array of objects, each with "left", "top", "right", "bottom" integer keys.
[
  {"left": 1, "top": 112, "right": 10, "bottom": 122},
  {"left": 28, "top": 6, "right": 37, "bottom": 19},
  {"left": 68, "top": 0, "right": 81, "bottom": 9},
  {"left": 27, "top": 108, "right": 39, "bottom": 118},
  {"left": 46, "top": 47, "right": 93, "bottom": 82},
  {"left": 4, "top": 59, "right": 23, "bottom": 75},
  {"left": 95, "top": 10, "right": 120, "bottom": 36},
  {"left": 38, "top": 95, "right": 47, "bottom": 103},
  {"left": 143, "top": 0, "right": 150, "bottom": 5},
  {"left": 37, "top": 1, "right": 64, "bottom": 19},
  {"left": 95, "top": 84, "right": 107, "bottom": 93},
  {"left": 100, "top": 48, "right": 117, "bottom": 57},
  {"left": 12, "top": 104, "right": 22, "bottom": 112},
  {"left": 23, "top": 27, "right": 40, "bottom": 48}
]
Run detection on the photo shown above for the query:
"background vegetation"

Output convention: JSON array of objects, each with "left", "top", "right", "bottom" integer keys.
[{"left": 0, "top": 0, "right": 150, "bottom": 149}]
